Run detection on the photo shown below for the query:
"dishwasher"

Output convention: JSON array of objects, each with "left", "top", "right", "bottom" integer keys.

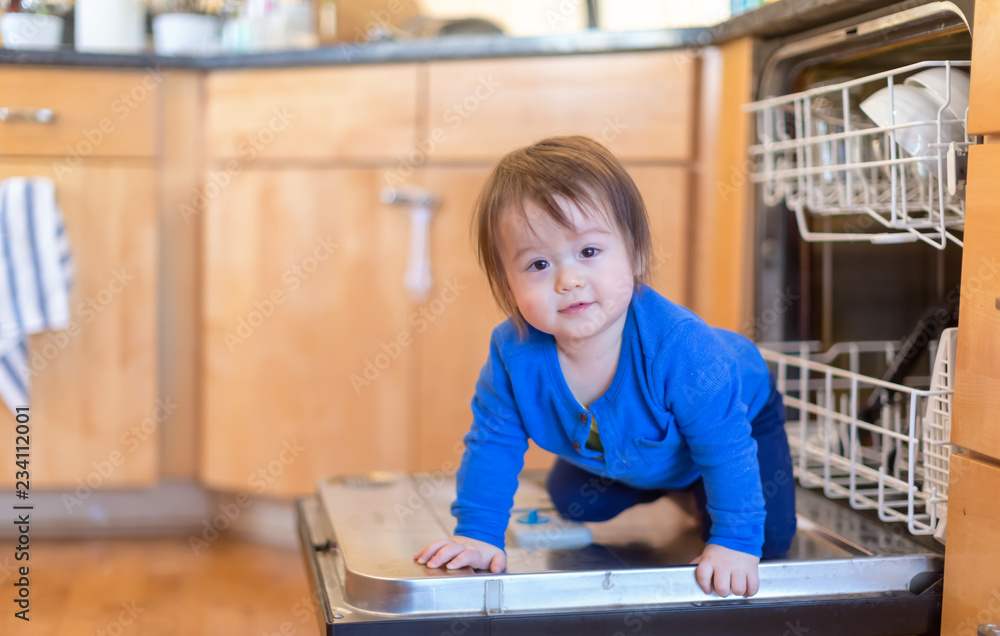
[{"left": 295, "top": 3, "right": 974, "bottom": 634}]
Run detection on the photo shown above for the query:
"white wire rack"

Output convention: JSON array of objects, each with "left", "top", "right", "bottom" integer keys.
[
  {"left": 746, "top": 60, "right": 973, "bottom": 250},
  {"left": 921, "top": 327, "right": 958, "bottom": 542},
  {"left": 759, "top": 335, "right": 958, "bottom": 539}
]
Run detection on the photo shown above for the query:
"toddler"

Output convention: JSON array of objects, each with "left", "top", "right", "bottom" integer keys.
[{"left": 414, "top": 136, "right": 796, "bottom": 597}]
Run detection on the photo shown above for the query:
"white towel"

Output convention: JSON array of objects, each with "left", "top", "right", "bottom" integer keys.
[{"left": 0, "top": 177, "right": 74, "bottom": 411}]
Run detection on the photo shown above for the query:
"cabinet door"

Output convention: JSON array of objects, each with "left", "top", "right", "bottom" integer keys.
[
  {"left": 951, "top": 143, "right": 1000, "bottom": 458},
  {"left": 426, "top": 51, "right": 696, "bottom": 162},
  {"left": 201, "top": 167, "right": 414, "bottom": 495},
  {"left": 206, "top": 65, "right": 419, "bottom": 162},
  {"left": 413, "top": 166, "right": 509, "bottom": 473},
  {"left": 0, "top": 161, "right": 158, "bottom": 487},
  {"left": 941, "top": 454, "right": 1000, "bottom": 635},
  {"left": 415, "top": 165, "right": 691, "bottom": 473},
  {"left": 631, "top": 166, "right": 691, "bottom": 305}
]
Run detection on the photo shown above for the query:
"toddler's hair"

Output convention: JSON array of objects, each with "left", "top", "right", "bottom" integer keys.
[{"left": 473, "top": 135, "right": 652, "bottom": 331}]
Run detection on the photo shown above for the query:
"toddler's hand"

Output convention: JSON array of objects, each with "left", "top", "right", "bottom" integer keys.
[
  {"left": 414, "top": 535, "right": 507, "bottom": 573},
  {"left": 690, "top": 544, "right": 760, "bottom": 597}
]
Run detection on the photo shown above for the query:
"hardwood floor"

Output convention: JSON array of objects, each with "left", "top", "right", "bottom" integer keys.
[{"left": 0, "top": 537, "right": 314, "bottom": 636}]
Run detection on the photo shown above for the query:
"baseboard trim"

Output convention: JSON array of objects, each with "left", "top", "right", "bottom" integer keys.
[{"left": 0, "top": 480, "right": 298, "bottom": 549}]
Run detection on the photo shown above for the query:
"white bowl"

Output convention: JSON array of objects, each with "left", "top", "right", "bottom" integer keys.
[
  {"left": 859, "top": 83, "right": 962, "bottom": 163},
  {"left": 0, "top": 13, "right": 63, "bottom": 50},
  {"left": 153, "top": 13, "right": 220, "bottom": 56},
  {"left": 904, "top": 67, "right": 971, "bottom": 129}
]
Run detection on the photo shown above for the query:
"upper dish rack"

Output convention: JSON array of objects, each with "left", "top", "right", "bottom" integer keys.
[{"left": 745, "top": 61, "right": 973, "bottom": 250}]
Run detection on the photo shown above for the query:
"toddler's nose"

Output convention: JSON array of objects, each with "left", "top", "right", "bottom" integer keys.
[{"left": 556, "top": 266, "right": 584, "bottom": 292}]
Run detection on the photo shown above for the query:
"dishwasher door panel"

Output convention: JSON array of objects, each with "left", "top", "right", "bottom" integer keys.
[{"left": 297, "top": 471, "right": 943, "bottom": 635}]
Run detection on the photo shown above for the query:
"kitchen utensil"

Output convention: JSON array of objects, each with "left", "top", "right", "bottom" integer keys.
[{"left": 806, "top": 77, "right": 873, "bottom": 187}]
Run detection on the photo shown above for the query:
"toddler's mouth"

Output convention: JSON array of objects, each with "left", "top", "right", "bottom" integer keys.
[{"left": 560, "top": 301, "right": 593, "bottom": 314}]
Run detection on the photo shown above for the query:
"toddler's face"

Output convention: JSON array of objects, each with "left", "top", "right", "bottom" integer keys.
[{"left": 500, "top": 196, "right": 635, "bottom": 347}]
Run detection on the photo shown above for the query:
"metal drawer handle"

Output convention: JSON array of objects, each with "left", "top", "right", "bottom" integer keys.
[
  {"left": 0, "top": 108, "right": 55, "bottom": 124},
  {"left": 979, "top": 625, "right": 1000, "bottom": 636}
]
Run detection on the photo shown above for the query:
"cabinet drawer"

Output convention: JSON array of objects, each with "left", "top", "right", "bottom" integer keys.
[
  {"left": 951, "top": 144, "right": 1000, "bottom": 458},
  {"left": 426, "top": 51, "right": 696, "bottom": 161},
  {"left": 0, "top": 68, "right": 158, "bottom": 158},
  {"left": 206, "top": 65, "right": 419, "bottom": 162},
  {"left": 941, "top": 454, "right": 1000, "bottom": 635}
]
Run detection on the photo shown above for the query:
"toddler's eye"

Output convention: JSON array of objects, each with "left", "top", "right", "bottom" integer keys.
[
  {"left": 581, "top": 247, "right": 599, "bottom": 258},
  {"left": 528, "top": 260, "right": 549, "bottom": 271}
]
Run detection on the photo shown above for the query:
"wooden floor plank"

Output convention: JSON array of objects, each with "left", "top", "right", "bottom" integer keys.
[{"left": 0, "top": 537, "right": 310, "bottom": 636}]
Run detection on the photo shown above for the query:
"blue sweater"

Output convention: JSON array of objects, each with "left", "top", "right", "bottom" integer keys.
[{"left": 452, "top": 286, "right": 772, "bottom": 556}]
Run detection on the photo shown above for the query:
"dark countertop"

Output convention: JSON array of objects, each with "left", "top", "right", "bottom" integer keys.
[{"left": 0, "top": 0, "right": 937, "bottom": 70}]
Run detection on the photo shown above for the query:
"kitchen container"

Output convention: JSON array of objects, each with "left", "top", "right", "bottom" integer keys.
[
  {"left": 0, "top": 12, "right": 63, "bottom": 49},
  {"left": 74, "top": 0, "right": 146, "bottom": 53},
  {"left": 152, "top": 12, "right": 220, "bottom": 55}
]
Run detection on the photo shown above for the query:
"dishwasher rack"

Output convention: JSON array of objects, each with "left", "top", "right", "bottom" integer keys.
[
  {"left": 759, "top": 331, "right": 959, "bottom": 539},
  {"left": 746, "top": 60, "right": 973, "bottom": 249}
]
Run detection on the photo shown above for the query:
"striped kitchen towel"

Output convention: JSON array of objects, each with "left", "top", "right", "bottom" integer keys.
[{"left": 0, "top": 177, "right": 74, "bottom": 412}]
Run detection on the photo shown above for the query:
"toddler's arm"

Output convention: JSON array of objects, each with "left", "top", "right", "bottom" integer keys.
[
  {"left": 656, "top": 320, "right": 768, "bottom": 593},
  {"left": 417, "top": 326, "right": 528, "bottom": 571}
]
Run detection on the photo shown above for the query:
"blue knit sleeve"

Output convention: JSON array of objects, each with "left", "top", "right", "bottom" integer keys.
[
  {"left": 451, "top": 327, "right": 529, "bottom": 550},
  {"left": 657, "top": 320, "right": 766, "bottom": 557}
]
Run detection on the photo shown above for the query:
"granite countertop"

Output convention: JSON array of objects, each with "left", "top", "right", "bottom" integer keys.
[{"left": 0, "top": 0, "right": 937, "bottom": 69}]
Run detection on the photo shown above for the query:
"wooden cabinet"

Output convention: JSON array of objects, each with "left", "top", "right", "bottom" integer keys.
[
  {"left": 941, "top": 454, "right": 1000, "bottom": 635},
  {"left": 0, "top": 68, "right": 160, "bottom": 490},
  {"left": 426, "top": 52, "right": 696, "bottom": 162},
  {"left": 951, "top": 143, "right": 1000, "bottom": 459},
  {"left": 0, "top": 67, "right": 158, "bottom": 157},
  {"left": 199, "top": 49, "right": 697, "bottom": 493},
  {"left": 205, "top": 65, "right": 419, "bottom": 162},
  {"left": 200, "top": 167, "right": 415, "bottom": 494},
  {"left": 0, "top": 160, "right": 158, "bottom": 488},
  {"left": 413, "top": 166, "right": 506, "bottom": 474},
  {"left": 159, "top": 71, "right": 205, "bottom": 480},
  {"left": 968, "top": 0, "right": 1000, "bottom": 136},
  {"left": 942, "top": 3, "right": 1000, "bottom": 631},
  {"left": 631, "top": 165, "right": 691, "bottom": 303}
]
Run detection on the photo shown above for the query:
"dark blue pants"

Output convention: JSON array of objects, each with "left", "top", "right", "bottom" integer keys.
[{"left": 546, "top": 383, "right": 797, "bottom": 559}]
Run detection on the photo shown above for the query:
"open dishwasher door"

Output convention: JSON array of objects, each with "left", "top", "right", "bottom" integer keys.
[{"left": 297, "top": 470, "right": 943, "bottom": 636}]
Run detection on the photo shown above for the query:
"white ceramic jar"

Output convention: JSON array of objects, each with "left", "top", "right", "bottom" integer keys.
[{"left": 74, "top": 0, "right": 146, "bottom": 53}]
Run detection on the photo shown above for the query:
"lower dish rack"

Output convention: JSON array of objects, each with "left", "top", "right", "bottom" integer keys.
[{"left": 759, "top": 329, "right": 959, "bottom": 540}]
